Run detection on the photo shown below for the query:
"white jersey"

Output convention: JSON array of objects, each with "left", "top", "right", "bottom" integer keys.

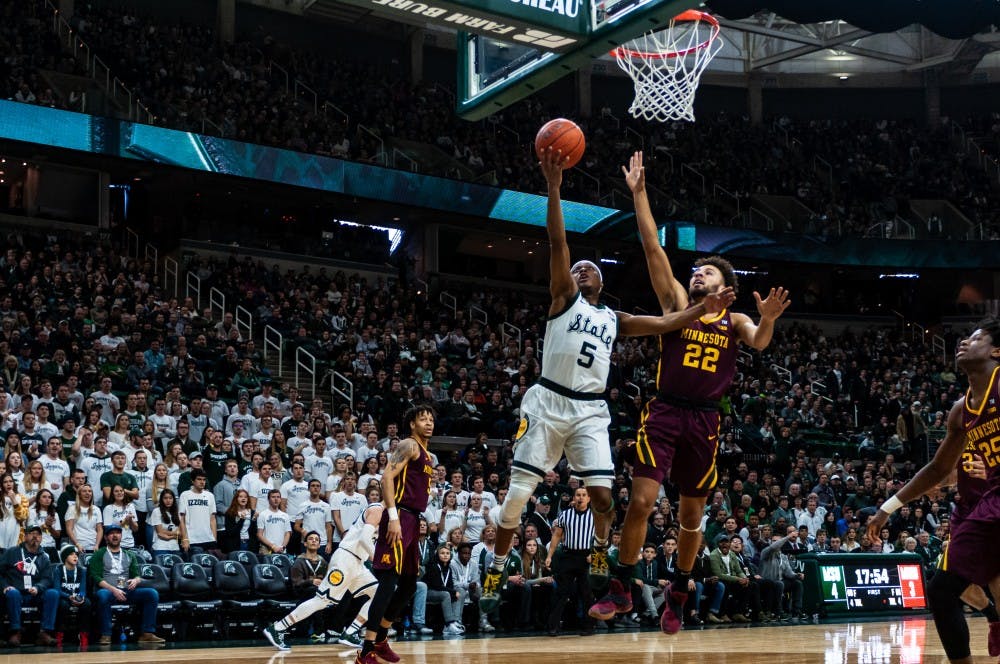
[
  {"left": 541, "top": 291, "right": 617, "bottom": 394},
  {"left": 339, "top": 503, "right": 380, "bottom": 561}
]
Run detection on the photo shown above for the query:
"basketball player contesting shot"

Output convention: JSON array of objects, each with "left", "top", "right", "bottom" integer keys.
[
  {"left": 355, "top": 405, "right": 436, "bottom": 664},
  {"left": 867, "top": 319, "right": 1000, "bottom": 663},
  {"left": 590, "top": 151, "right": 790, "bottom": 634},
  {"left": 480, "top": 146, "right": 736, "bottom": 612}
]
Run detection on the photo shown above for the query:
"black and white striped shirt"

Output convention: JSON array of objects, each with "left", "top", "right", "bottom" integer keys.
[{"left": 554, "top": 507, "right": 594, "bottom": 551}]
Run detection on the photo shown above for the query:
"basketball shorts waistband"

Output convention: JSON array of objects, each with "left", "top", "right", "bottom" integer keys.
[
  {"left": 539, "top": 377, "right": 605, "bottom": 401},
  {"left": 655, "top": 391, "right": 720, "bottom": 412}
]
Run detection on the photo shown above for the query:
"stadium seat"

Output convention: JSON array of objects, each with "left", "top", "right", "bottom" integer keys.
[
  {"left": 227, "top": 550, "right": 260, "bottom": 576},
  {"left": 155, "top": 552, "right": 185, "bottom": 570},
  {"left": 262, "top": 553, "right": 293, "bottom": 581},
  {"left": 213, "top": 560, "right": 260, "bottom": 638},
  {"left": 252, "top": 563, "right": 297, "bottom": 619},
  {"left": 170, "top": 562, "right": 220, "bottom": 639},
  {"left": 140, "top": 564, "right": 179, "bottom": 639},
  {"left": 192, "top": 552, "right": 220, "bottom": 582}
]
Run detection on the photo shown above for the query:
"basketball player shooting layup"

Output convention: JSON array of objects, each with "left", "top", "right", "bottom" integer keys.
[
  {"left": 590, "top": 151, "right": 790, "bottom": 634},
  {"left": 480, "top": 147, "right": 735, "bottom": 613},
  {"left": 867, "top": 319, "right": 1000, "bottom": 663}
]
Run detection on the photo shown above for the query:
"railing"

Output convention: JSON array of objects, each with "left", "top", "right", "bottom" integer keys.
[
  {"left": 124, "top": 227, "right": 140, "bottom": 259},
  {"left": 907, "top": 321, "right": 924, "bottom": 343},
  {"left": 572, "top": 167, "right": 601, "bottom": 201},
  {"left": 469, "top": 304, "right": 488, "bottom": 326},
  {"left": 932, "top": 334, "right": 946, "bottom": 363},
  {"left": 295, "top": 346, "right": 318, "bottom": 399},
  {"left": 323, "top": 101, "right": 349, "bottom": 126},
  {"left": 392, "top": 148, "right": 419, "bottom": 172},
  {"left": 294, "top": 80, "right": 318, "bottom": 114},
  {"left": 209, "top": 287, "right": 226, "bottom": 323},
  {"left": 357, "top": 124, "right": 386, "bottom": 166},
  {"left": 46, "top": 0, "right": 154, "bottom": 124},
  {"left": 439, "top": 291, "right": 457, "bottom": 318},
  {"left": 235, "top": 304, "right": 253, "bottom": 342},
  {"left": 748, "top": 207, "right": 775, "bottom": 231},
  {"left": 600, "top": 108, "right": 621, "bottom": 129},
  {"left": 681, "top": 163, "right": 706, "bottom": 195},
  {"left": 501, "top": 322, "right": 521, "bottom": 352},
  {"left": 144, "top": 243, "right": 158, "bottom": 272},
  {"left": 602, "top": 291, "right": 621, "bottom": 310},
  {"left": 331, "top": 371, "right": 354, "bottom": 409},
  {"left": 713, "top": 184, "right": 740, "bottom": 215},
  {"left": 771, "top": 363, "right": 791, "bottom": 387},
  {"left": 814, "top": 155, "right": 834, "bottom": 191},
  {"left": 164, "top": 257, "right": 179, "bottom": 298},
  {"left": 263, "top": 325, "right": 284, "bottom": 368},
  {"left": 738, "top": 349, "right": 753, "bottom": 366},
  {"left": 202, "top": 117, "right": 222, "bottom": 136},
  {"left": 185, "top": 272, "right": 202, "bottom": 310},
  {"left": 625, "top": 126, "right": 644, "bottom": 150},
  {"left": 811, "top": 380, "right": 834, "bottom": 404},
  {"left": 267, "top": 60, "right": 290, "bottom": 94}
]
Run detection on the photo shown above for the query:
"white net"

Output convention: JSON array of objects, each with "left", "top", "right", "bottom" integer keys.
[{"left": 613, "top": 12, "right": 723, "bottom": 123}]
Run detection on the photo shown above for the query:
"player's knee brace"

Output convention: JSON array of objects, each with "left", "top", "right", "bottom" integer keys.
[
  {"left": 928, "top": 570, "right": 972, "bottom": 661},
  {"left": 499, "top": 471, "right": 538, "bottom": 529}
]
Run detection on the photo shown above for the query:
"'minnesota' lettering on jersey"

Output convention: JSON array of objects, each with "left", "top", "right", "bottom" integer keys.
[
  {"left": 657, "top": 309, "right": 739, "bottom": 402},
  {"left": 963, "top": 366, "right": 1000, "bottom": 484},
  {"left": 542, "top": 292, "right": 618, "bottom": 394}
]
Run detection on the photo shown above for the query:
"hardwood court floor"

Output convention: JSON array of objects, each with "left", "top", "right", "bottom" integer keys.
[{"left": 1, "top": 617, "right": 994, "bottom": 664}]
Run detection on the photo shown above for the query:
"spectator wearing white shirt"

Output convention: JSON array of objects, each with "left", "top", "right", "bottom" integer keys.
[
  {"left": 329, "top": 430, "right": 356, "bottom": 462},
  {"left": 39, "top": 438, "right": 70, "bottom": 501},
  {"left": 468, "top": 476, "right": 498, "bottom": 511},
  {"left": 355, "top": 431, "right": 381, "bottom": 462},
  {"left": 305, "top": 437, "right": 335, "bottom": 485},
  {"left": 279, "top": 461, "right": 310, "bottom": 519},
  {"left": 252, "top": 381, "right": 280, "bottom": 417},
  {"left": 147, "top": 398, "right": 175, "bottom": 453},
  {"left": 294, "top": 479, "right": 333, "bottom": 554},
  {"left": 226, "top": 398, "right": 257, "bottom": 436},
  {"left": 178, "top": 469, "right": 219, "bottom": 554},
  {"left": 89, "top": 377, "right": 120, "bottom": 425},
  {"left": 256, "top": 489, "right": 291, "bottom": 555},
  {"left": 253, "top": 415, "right": 276, "bottom": 448},
  {"left": 329, "top": 473, "right": 365, "bottom": 546},
  {"left": 79, "top": 439, "right": 113, "bottom": 504},
  {"left": 796, "top": 497, "right": 827, "bottom": 538},
  {"left": 33, "top": 404, "right": 59, "bottom": 442},
  {"left": 203, "top": 385, "right": 230, "bottom": 426},
  {"left": 246, "top": 462, "right": 279, "bottom": 511}
]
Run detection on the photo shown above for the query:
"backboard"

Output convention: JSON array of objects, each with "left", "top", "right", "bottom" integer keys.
[{"left": 456, "top": 0, "right": 701, "bottom": 119}]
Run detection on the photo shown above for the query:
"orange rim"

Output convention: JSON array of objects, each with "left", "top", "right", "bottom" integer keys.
[{"left": 611, "top": 10, "right": 720, "bottom": 60}]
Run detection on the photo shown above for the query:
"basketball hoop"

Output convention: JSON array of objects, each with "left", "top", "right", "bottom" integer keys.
[{"left": 611, "top": 10, "right": 723, "bottom": 123}]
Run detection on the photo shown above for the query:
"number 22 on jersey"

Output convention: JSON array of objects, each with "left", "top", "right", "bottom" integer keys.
[{"left": 682, "top": 344, "right": 719, "bottom": 373}]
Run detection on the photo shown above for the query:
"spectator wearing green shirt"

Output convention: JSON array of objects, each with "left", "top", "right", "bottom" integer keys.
[{"left": 100, "top": 450, "right": 138, "bottom": 505}]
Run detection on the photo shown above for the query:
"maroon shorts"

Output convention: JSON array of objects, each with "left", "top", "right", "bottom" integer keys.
[
  {"left": 372, "top": 508, "right": 421, "bottom": 576},
  {"left": 942, "top": 489, "right": 1000, "bottom": 586},
  {"left": 632, "top": 398, "right": 720, "bottom": 497}
]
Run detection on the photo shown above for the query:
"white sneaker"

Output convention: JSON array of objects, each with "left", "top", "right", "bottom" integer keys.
[
  {"left": 387, "top": 627, "right": 397, "bottom": 637},
  {"left": 455, "top": 622, "right": 466, "bottom": 633},
  {"left": 479, "top": 620, "right": 495, "bottom": 633},
  {"left": 414, "top": 625, "right": 433, "bottom": 635},
  {"left": 442, "top": 623, "right": 461, "bottom": 635}
]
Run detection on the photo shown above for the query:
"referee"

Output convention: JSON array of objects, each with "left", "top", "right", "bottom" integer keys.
[{"left": 544, "top": 486, "right": 597, "bottom": 636}]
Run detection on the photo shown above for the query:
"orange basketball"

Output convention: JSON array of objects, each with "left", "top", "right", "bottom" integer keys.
[{"left": 535, "top": 118, "right": 585, "bottom": 169}]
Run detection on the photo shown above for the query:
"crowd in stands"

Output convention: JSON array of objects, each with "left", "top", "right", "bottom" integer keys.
[
  {"left": 3, "top": 0, "right": 1000, "bottom": 242},
  {"left": 0, "top": 224, "right": 975, "bottom": 645}
]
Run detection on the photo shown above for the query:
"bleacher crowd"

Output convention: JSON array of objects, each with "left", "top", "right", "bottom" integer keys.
[
  {"left": 0, "top": 224, "right": 970, "bottom": 647},
  {"left": 3, "top": 0, "right": 1000, "bottom": 241}
]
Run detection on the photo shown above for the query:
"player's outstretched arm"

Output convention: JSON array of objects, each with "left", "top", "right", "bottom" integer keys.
[
  {"left": 541, "top": 147, "right": 576, "bottom": 315},
  {"left": 619, "top": 287, "right": 735, "bottom": 337},
  {"left": 866, "top": 401, "right": 966, "bottom": 544},
  {"left": 733, "top": 287, "right": 791, "bottom": 350},
  {"left": 623, "top": 151, "right": 687, "bottom": 313}
]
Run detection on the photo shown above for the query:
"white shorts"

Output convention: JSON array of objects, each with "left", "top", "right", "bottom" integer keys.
[
  {"left": 512, "top": 383, "right": 613, "bottom": 486},
  {"left": 316, "top": 547, "right": 378, "bottom": 603}
]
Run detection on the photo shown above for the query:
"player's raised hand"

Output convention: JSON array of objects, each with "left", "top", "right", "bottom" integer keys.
[
  {"left": 753, "top": 287, "right": 791, "bottom": 321},
  {"left": 621, "top": 151, "right": 645, "bottom": 193},
  {"left": 539, "top": 147, "right": 569, "bottom": 188},
  {"left": 703, "top": 286, "right": 736, "bottom": 314},
  {"left": 866, "top": 510, "right": 888, "bottom": 548}
]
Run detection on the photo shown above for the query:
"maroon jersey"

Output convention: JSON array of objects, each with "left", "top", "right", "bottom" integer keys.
[
  {"left": 393, "top": 441, "right": 434, "bottom": 512},
  {"left": 962, "top": 365, "right": 1000, "bottom": 491},
  {"left": 656, "top": 308, "right": 739, "bottom": 402}
]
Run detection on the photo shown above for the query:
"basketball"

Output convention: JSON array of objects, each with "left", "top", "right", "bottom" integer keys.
[{"left": 535, "top": 118, "right": 585, "bottom": 169}]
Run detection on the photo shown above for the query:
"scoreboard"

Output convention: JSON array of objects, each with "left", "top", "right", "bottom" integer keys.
[{"left": 816, "top": 555, "right": 927, "bottom": 613}]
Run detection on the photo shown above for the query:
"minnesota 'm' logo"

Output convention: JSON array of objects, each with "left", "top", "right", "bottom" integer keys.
[
  {"left": 515, "top": 416, "right": 529, "bottom": 441},
  {"left": 327, "top": 569, "right": 344, "bottom": 586},
  {"left": 380, "top": 554, "right": 392, "bottom": 565}
]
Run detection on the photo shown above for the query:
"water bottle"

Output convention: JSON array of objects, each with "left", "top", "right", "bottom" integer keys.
[
  {"left": 403, "top": 615, "right": 411, "bottom": 631},
  {"left": 119, "top": 626, "right": 128, "bottom": 644}
]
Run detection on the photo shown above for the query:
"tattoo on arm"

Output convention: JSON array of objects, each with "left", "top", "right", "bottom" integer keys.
[{"left": 387, "top": 439, "right": 417, "bottom": 472}]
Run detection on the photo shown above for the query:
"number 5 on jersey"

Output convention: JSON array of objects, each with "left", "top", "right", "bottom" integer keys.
[{"left": 578, "top": 342, "right": 597, "bottom": 368}]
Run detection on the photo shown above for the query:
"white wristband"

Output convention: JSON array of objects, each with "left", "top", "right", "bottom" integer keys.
[
  {"left": 880, "top": 494, "right": 904, "bottom": 516},
  {"left": 388, "top": 507, "right": 399, "bottom": 521}
]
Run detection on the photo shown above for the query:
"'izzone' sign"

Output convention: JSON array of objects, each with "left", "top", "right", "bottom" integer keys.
[{"left": 340, "top": 0, "right": 590, "bottom": 51}]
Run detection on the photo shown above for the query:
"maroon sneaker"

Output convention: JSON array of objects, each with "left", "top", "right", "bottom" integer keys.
[
  {"left": 660, "top": 587, "right": 689, "bottom": 635},
  {"left": 355, "top": 652, "right": 380, "bottom": 664},
  {"left": 588, "top": 578, "right": 633, "bottom": 621},
  {"left": 373, "top": 639, "right": 401, "bottom": 663}
]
